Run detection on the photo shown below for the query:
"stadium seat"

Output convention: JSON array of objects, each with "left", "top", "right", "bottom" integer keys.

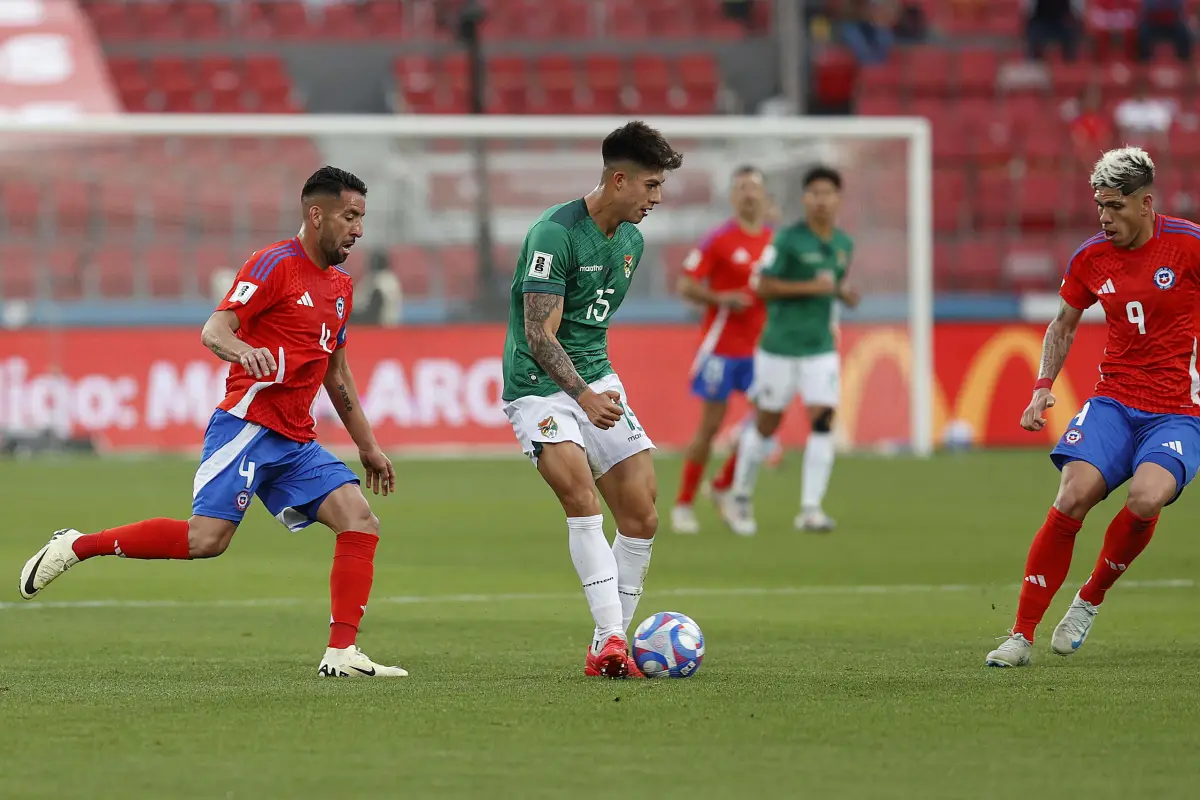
[
  {"left": 388, "top": 245, "right": 433, "bottom": 299},
  {"left": 438, "top": 246, "right": 478, "bottom": 302},
  {"left": 627, "top": 55, "right": 673, "bottom": 112},
  {"left": 142, "top": 244, "right": 187, "bottom": 298},
  {"left": 676, "top": 53, "right": 721, "bottom": 113},
  {"left": 534, "top": 55, "right": 579, "bottom": 114},
  {"left": 933, "top": 170, "right": 966, "bottom": 233},
  {"left": 905, "top": 48, "right": 955, "bottom": 97},
  {"left": 957, "top": 50, "right": 1000, "bottom": 96},
  {"left": 0, "top": 245, "right": 38, "bottom": 300}
]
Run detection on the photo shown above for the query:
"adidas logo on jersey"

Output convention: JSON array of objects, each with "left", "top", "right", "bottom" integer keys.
[
  {"left": 1163, "top": 440, "right": 1184, "bottom": 454},
  {"left": 1097, "top": 279, "right": 1115, "bottom": 295},
  {"left": 297, "top": 292, "right": 314, "bottom": 307}
]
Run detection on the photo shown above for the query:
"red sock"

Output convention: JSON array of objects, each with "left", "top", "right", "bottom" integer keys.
[
  {"left": 711, "top": 447, "right": 739, "bottom": 492},
  {"left": 1078, "top": 506, "right": 1157, "bottom": 606},
  {"left": 329, "top": 531, "right": 378, "bottom": 649},
  {"left": 1013, "top": 507, "right": 1083, "bottom": 641},
  {"left": 72, "top": 518, "right": 191, "bottom": 561},
  {"left": 676, "top": 459, "right": 707, "bottom": 505}
]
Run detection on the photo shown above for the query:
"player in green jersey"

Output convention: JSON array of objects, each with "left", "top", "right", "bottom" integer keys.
[
  {"left": 501, "top": 121, "right": 684, "bottom": 678},
  {"left": 719, "top": 166, "right": 861, "bottom": 536}
]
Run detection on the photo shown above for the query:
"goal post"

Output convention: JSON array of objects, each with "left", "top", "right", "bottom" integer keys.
[{"left": 0, "top": 114, "right": 933, "bottom": 456}]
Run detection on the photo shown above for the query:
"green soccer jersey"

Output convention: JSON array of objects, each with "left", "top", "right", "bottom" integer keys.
[
  {"left": 756, "top": 222, "right": 854, "bottom": 358},
  {"left": 502, "top": 199, "right": 645, "bottom": 401}
]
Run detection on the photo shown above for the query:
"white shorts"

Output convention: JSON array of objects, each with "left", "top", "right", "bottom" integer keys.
[
  {"left": 503, "top": 373, "right": 656, "bottom": 480},
  {"left": 749, "top": 350, "right": 841, "bottom": 413}
]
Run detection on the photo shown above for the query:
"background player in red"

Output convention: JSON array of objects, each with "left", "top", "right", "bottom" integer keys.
[
  {"left": 671, "top": 166, "right": 774, "bottom": 534},
  {"left": 987, "top": 147, "right": 1200, "bottom": 667},
  {"left": 19, "top": 167, "right": 408, "bottom": 678}
]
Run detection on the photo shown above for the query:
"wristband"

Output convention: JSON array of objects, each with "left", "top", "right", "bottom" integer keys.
[{"left": 1033, "top": 378, "right": 1053, "bottom": 391}]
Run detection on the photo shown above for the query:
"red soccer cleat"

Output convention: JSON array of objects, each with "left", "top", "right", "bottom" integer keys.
[
  {"left": 584, "top": 635, "right": 631, "bottom": 678},
  {"left": 625, "top": 651, "right": 646, "bottom": 679}
]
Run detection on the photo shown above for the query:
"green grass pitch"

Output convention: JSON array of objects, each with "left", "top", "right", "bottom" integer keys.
[{"left": 2, "top": 450, "right": 1199, "bottom": 798}]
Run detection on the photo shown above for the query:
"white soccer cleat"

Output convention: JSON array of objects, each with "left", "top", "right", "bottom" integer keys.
[
  {"left": 985, "top": 633, "right": 1033, "bottom": 667},
  {"left": 670, "top": 505, "right": 700, "bottom": 535},
  {"left": 1051, "top": 592, "right": 1099, "bottom": 657},
  {"left": 795, "top": 508, "right": 836, "bottom": 533},
  {"left": 720, "top": 493, "right": 757, "bottom": 537},
  {"left": 317, "top": 645, "right": 409, "bottom": 678},
  {"left": 19, "top": 529, "right": 83, "bottom": 600}
]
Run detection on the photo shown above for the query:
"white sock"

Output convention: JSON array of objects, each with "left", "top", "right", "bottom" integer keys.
[
  {"left": 732, "top": 423, "right": 768, "bottom": 497},
  {"left": 567, "top": 515, "right": 623, "bottom": 642},
  {"left": 801, "top": 432, "right": 835, "bottom": 511},
  {"left": 612, "top": 531, "right": 654, "bottom": 634}
]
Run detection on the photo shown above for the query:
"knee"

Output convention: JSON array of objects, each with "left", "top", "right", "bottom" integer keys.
[
  {"left": 1052, "top": 483, "right": 1101, "bottom": 520},
  {"left": 561, "top": 489, "right": 601, "bottom": 519},
  {"left": 354, "top": 512, "right": 381, "bottom": 537},
  {"left": 336, "top": 506, "right": 379, "bottom": 536},
  {"left": 810, "top": 407, "right": 835, "bottom": 434},
  {"left": 621, "top": 504, "right": 659, "bottom": 540},
  {"left": 188, "top": 517, "right": 234, "bottom": 559},
  {"left": 756, "top": 411, "right": 783, "bottom": 437},
  {"left": 1126, "top": 487, "right": 1170, "bottom": 520}
]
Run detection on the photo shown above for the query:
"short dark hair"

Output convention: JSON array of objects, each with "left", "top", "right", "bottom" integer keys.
[
  {"left": 802, "top": 165, "right": 842, "bottom": 191},
  {"left": 602, "top": 121, "right": 684, "bottom": 172},
  {"left": 302, "top": 166, "right": 367, "bottom": 203},
  {"left": 732, "top": 164, "right": 763, "bottom": 181}
]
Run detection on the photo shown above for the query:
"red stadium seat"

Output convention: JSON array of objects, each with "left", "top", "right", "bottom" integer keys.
[
  {"left": 535, "top": 55, "right": 579, "bottom": 114},
  {"left": 627, "top": 55, "right": 674, "bottom": 112},
  {"left": 46, "top": 245, "right": 85, "bottom": 301},
  {"left": 91, "top": 248, "right": 136, "bottom": 298},
  {"left": 439, "top": 246, "right": 478, "bottom": 302},
  {"left": 388, "top": 245, "right": 432, "bottom": 299},
  {"left": 142, "top": 244, "right": 187, "bottom": 298},
  {"left": 905, "top": 47, "right": 955, "bottom": 96},
  {"left": 52, "top": 180, "right": 92, "bottom": 236},
  {"left": 676, "top": 53, "right": 720, "bottom": 112},
  {"left": 583, "top": 54, "right": 624, "bottom": 114},
  {"left": 1018, "top": 173, "right": 1064, "bottom": 231},
  {"left": 325, "top": 2, "right": 371, "bottom": 39},
  {"left": 362, "top": 0, "right": 406, "bottom": 38},
  {"left": 0, "top": 244, "right": 38, "bottom": 300},
  {"left": 858, "top": 61, "right": 902, "bottom": 99},
  {"left": 933, "top": 169, "right": 966, "bottom": 233},
  {"left": 957, "top": 50, "right": 1000, "bottom": 96}
]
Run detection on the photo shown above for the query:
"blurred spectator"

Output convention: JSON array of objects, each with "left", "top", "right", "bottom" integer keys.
[
  {"left": 353, "top": 250, "right": 402, "bottom": 326},
  {"left": 892, "top": 2, "right": 928, "bottom": 42},
  {"left": 721, "top": 0, "right": 754, "bottom": 27},
  {"left": 1085, "top": 0, "right": 1138, "bottom": 57},
  {"left": 841, "top": 0, "right": 898, "bottom": 66},
  {"left": 1114, "top": 77, "right": 1177, "bottom": 146},
  {"left": 1067, "top": 84, "right": 1115, "bottom": 166},
  {"left": 1026, "top": 0, "right": 1084, "bottom": 61},
  {"left": 1138, "top": 0, "right": 1192, "bottom": 61}
]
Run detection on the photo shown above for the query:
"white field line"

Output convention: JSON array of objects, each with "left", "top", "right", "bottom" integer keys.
[{"left": 0, "top": 579, "right": 1192, "bottom": 613}]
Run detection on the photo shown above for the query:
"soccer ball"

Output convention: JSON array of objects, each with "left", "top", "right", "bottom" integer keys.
[{"left": 632, "top": 611, "right": 705, "bottom": 678}]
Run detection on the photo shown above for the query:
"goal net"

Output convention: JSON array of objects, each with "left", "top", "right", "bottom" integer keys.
[{"left": 0, "top": 115, "right": 931, "bottom": 456}]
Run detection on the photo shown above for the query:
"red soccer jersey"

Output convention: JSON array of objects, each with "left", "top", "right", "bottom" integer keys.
[
  {"left": 215, "top": 237, "right": 354, "bottom": 441},
  {"left": 1060, "top": 214, "right": 1200, "bottom": 416},
  {"left": 681, "top": 219, "right": 773, "bottom": 361}
]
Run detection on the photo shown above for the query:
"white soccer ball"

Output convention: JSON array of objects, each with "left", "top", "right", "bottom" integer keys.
[{"left": 632, "top": 611, "right": 705, "bottom": 678}]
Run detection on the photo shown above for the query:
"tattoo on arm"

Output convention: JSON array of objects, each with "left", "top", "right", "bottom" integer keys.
[
  {"left": 1039, "top": 304, "right": 1077, "bottom": 381},
  {"left": 337, "top": 383, "right": 354, "bottom": 413},
  {"left": 523, "top": 293, "right": 589, "bottom": 400}
]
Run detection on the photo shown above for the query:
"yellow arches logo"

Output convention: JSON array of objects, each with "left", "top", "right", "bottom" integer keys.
[{"left": 839, "top": 327, "right": 1081, "bottom": 446}]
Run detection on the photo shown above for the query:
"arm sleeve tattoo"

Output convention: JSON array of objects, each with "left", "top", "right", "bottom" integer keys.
[
  {"left": 1039, "top": 302, "right": 1076, "bottom": 381},
  {"left": 523, "top": 292, "right": 589, "bottom": 400},
  {"left": 336, "top": 383, "right": 354, "bottom": 413}
]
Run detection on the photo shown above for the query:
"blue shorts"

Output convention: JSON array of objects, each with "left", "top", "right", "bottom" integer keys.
[
  {"left": 690, "top": 355, "right": 754, "bottom": 402},
  {"left": 1050, "top": 396, "right": 1200, "bottom": 504},
  {"left": 192, "top": 410, "right": 360, "bottom": 531}
]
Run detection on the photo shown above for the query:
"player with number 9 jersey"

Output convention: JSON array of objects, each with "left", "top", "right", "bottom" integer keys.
[{"left": 987, "top": 147, "right": 1200, "bottom": 670}]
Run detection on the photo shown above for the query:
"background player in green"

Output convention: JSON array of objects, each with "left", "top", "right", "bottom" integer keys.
[
  {"left": 720, "top": 166, "right": 861, "bottom": 536},
  {"left": 501, "top": 122, "right": 684, "bottom": 679}
]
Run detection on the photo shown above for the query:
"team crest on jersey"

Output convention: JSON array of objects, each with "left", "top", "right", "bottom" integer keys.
[
  {"left": 235, "top": 490, "right": 251, "bottom": 511},
  {"left": 1064, "top": 428, "right": 1084, "bottom": 446},
  {"left": 623, "top": 255, "right": 633, "bottom": 278},
  {"left": 336, "top": 296, "right": 345, "bottom": 318},
  {"left": 538, "top": 416, "right": 559, "bottom": 438},
  {"left": 1154, "top": 266, "right": 1176, "bottom": 290}
]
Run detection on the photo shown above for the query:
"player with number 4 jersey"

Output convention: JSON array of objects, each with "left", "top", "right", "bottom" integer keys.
[
  {"left": 502, "top": 122, "right": 684, "bottom": 679},
  {"left": 18, "top": 168, "right": 408, "bottom": 679},
  {"left": 987, "top": 147, "right": 1200, "bottom": 668}
]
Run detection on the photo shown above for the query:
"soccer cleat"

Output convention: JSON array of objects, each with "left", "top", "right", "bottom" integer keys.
[
  {"left": 584, "top": 635, "right": 631, "bottom": 678},
  {"left": 670, "top": 504, "right": 700, "bottom": 535},
  {"left": 719, "top": 493, "right": 757, "bottom": 537},
  {"left": 19, "top": 529, "right": 83, "bottom": 600},
  {"left": 625, "top": 651, "right": 646, "bottom": 679},
  {"left": 795, "top": 509, "right": 836, "bottom": 533},
  {"left": 317, "top": 645, "right": 409, "bottom": 678},
  {"left": 1050, "top": 592, "right": 1099, "bottom": 657},
  {"left": 985, "top": 632, "right": 1033, "bottom": 667}
]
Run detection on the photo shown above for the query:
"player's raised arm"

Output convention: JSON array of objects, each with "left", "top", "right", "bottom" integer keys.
[
  {"left": 202, "top": 249, "right": 289, "bottom": 378},
  {"left": 751, "top": 243, "right": 836, "bottom": 299}
]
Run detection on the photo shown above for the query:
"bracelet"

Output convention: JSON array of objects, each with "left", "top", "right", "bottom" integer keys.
[{"left": 1033, "top": 378, "right": 1053, "bottom": 391}]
